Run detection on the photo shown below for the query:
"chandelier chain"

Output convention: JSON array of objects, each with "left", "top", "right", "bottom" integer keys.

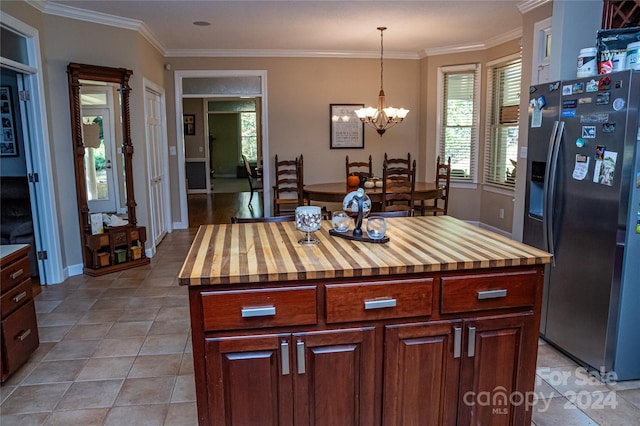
[{"left": 379, "top": 27, "right": 385, "bottom": 92}]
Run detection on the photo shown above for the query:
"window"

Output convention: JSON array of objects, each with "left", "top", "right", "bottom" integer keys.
[
  {"left": 437, "top": 64, "right": 480, "bottom": 183},
  {"left": 240, "top": 112, "right": 257, "bottom": 161},
  {"left": 485, "top": 56, "right": 521, "bottom": 189}
]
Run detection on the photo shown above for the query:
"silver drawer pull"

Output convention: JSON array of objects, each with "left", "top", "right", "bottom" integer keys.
[
  {"left": 477, "top": 289, "right": 507, "bottom": 300},
  {"left": 453, "top": 327, "right": 462, "bottom": 358},
  {"left": 10, "top": 269, "right": 24, "bottom": 280},
  {"left": 17, "top": 329, "right": 32, "bottom": 341},
  {"left": 241, "top": 306, "right": 276, "bottom": 318},
  {"left": 281, "top": 341, "right": 290, "bottom": 375},
  {"left": 297, "top": 340, "right": 306, "bottom": 374},
  {"left": 13, "top": 291, "right": 27, "bottom": 303},
  {"left": 364, "top": 298, "right": 397, "bottom": 310}
]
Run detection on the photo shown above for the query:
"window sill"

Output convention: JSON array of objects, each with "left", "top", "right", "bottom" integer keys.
[{"left": 482, "top": 184, "right": 515, "bottom": 196}]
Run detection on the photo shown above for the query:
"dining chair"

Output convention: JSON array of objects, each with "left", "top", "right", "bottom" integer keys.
[
  {"left": 381, "top": 159, "right": 416, "bottom": 212},
  {"left": 383, "top": 152, "right": 412, "bottom": 172},
  {"left": 372, "top": 209, "right": 414, "bottom": 218},
  {"left": 273, "top": 154, "right": 304, "bottom": 215},
  {"left": 346, "top": 155, "right": 373, "bottom": 180},
  {"left": 420, "top": 156, "right": 451, "bottom": 216},
  {"left": 242, "top": 154, "right": 263, "bottom": 205},
  {"left": 231, "top": 214, "right": 296, "bottom": 224}
]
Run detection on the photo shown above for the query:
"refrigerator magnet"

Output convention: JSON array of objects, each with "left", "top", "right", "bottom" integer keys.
[
  {"left": 595, "top": 145, "right": 606, "bottom": 161},
  {"left": 602, "top": 123, "right": 616, "bottom": 133},
  {"left": 613, "top": 98, "right": 625, "bottom": 111},
  {"left": 572, "top": 83, "right": 584, "bottom": 94},
  {"left": 596, "top": 92, "right": 610, "bottom": 105},
  {"left": 576, "top": 138, "right": 586, "bottom": 148},
  {"left": 572, "top": 154, "right": 589, "bottom": 181},
  {"left": 562, "top": 109, "right": 576, "bottom": 118},
  {"left": 562, "top": 85, "right": 573, "bottom": 95},
  {"left": 586, "top": 79, "right": 598, "bottom": 92},
  {"left": 593, "top": 151, "right": 617, "bottom": 186},
  {"left": 582, "top": 126, "right": 596, "bottom": 138}
]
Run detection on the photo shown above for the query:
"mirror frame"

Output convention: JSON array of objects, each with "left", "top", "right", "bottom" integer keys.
[{"left": 67, "top": 63, "right": 137, "bottom": 255}]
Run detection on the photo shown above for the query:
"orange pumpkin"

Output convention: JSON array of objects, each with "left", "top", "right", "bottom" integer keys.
[{"left": 347, "top": 175, "right": 360, "bottom": 187}]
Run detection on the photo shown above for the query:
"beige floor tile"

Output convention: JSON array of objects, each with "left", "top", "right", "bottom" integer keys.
[
  {"left": 23, "top": 359, "right": 87, "bottom": 385},
  {"left": 108, "top": 277, "right": 144, "bottom": 288},
  {"left": 538, "top": 365, "right": 610, "bottom": 396},
  {"left": 127, "top": 296, "right": 165, "bottom": 309},
  {"left": 0, "top": 412, "right": 50, "bottom": 425},
  {"left": 171, "top": 375, "right": 196, "bottom": 403},
  {"left": 148, "top": 320, "right": 190, "bottom": 336},
  {"left": 114, "top": 376, "right": 175, "bottom": 406},
  {"left": 101, "top": 288, "right": 140, "bottom": 299},
  {"left": 104, "top": 404, "right": 168, "bottom": 426},
  {"left": 618, "top": 388, "right": 640, "bottom": 410},
  {"left": 154, "top": 306, "right": 189, "bottom": 322},
  {"left": 1, "top": 384, "right": 17, "bottom": 404},
  {"left": 34, "top": 300, "right": 62, "bottom": 314},
  {"left": 37, "top": 311, "right": 84, "bottom": 327},
  {"left": 76, "top": 357, "right": 136, "bottom": 381},
  {"left": 38, "top": 325, "right": 72, "bottom": 342},
  {"left": 607, "top": 379, "right": 640, "bottom": 391},
  {"left": 0, "top": 383, "right": 71, "bottom": 415},
  {"left": 536, "top": 343, "right": 575, "bottom": 369},
  {"left": 532, "top": 396, "right": 598, "bottom": 425},
  {"left": 139, "top": 333, "right": 188, "bottom": 355},
  {"left": 92, "top": 336, "right": 145, "bottom": 358},
  {"left": 578, "top": 391, "right": 640, "bottom": 426},
  {"left": 89, "top": 298, "right": 130, "bottom": 311},
  {"left": 105, "top": 321, "right": 153, "bottom": 338},
  {"left": 164, "top": 402, "right": 198, "bottom": 426},
  {"left": 44, "top": 408, "right": 108, "bottom": 426},
  {"left": 77, "top": 309, "right": 123, "bottom": 325},
  {"left": 51, "top": 298, "right": 97, "bottom": 313},
  {"left": 179, "top": 354, "right": 194, "bottom": 375},
  {"left": 133, "top": 286, "right": 170, "bottom": 297},
  {"left": 63, "top": 322, "right": 113, "bottom": 340},
  {"left": 117, "top": 306, "right": 160, "bottom": 322},
  {"left": 55, "top": 379, "right": 123, "bottom": 410},
  {"left": 128, "top": 354, "right": 182, "bottom": 378},
  {"left": 42, "top": 339, "right": 101, "bottom": 361}
]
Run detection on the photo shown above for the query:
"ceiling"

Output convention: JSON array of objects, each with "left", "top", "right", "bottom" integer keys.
[{"left": 39, "top": 0, "right": 539, "bottom": 58}]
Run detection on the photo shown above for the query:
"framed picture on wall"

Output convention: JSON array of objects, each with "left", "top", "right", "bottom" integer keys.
[
  {"left": 330, "top": 104, "right": 364, "bottom": 149},
  {"left": 183, "top": 114, "right": 195, "bottom": 136},
  {"left": 0, "top": 86, "right": 18, "bottom": 157}
]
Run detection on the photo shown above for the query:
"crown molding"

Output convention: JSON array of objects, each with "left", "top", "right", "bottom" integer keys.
[
  {"left": 518, "top": 0, "right": 551, "bottom": 14},
  {"left": 165, "top": 49, "right": 419, "bottom": 59},
  {"left": 421, "top": 27, "right": 522, "bottom": 58}
]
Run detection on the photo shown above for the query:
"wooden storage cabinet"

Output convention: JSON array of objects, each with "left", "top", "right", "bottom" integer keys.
[
  {"left": 1, "top": 245, "right": 39, "bottom": 382},
  {"left": 83, "top": 225, "right": 149, "bottom": 276},
  {"left": 189, "top": 267, "right": 543, "bottom": 425}
]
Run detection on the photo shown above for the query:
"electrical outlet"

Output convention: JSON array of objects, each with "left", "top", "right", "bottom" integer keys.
[{"left": 499, "top": 208, "right": 505, "bottom": 219}]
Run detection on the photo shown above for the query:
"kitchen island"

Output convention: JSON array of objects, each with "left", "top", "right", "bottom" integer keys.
[{"left": 179, "top": 215, "right": 552, "bottom": 425}]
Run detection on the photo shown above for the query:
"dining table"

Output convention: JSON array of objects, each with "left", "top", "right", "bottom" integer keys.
[{"left": 303, "top": 181, "right": 442, "bottom": 204}]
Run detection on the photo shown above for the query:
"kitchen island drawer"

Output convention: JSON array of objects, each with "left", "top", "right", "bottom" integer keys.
[
  {"left": 441, "top": 270, "right": 538, "bottom": 314},
  {"left": 1, "top": 256, "right": 30, "bottom": 293},
  {"left": 201, "top": 286, "right": 317, "bottom": 331},
  {"left": 1, "top": 279, "right": 33, "bottom": 318},
  {"left": 326, "top": 279, "right": 433, "bottom": 323}
]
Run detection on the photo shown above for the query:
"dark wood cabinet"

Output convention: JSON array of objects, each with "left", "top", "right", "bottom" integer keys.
[
  {"left": 188, "top": 267, "right": 544, "bottom": 425},
  {"left": 83, "top": 225, "right": 148, "bottom": 275},
  {"left": 1, "top": 245, "right": 39, "bottom": 382}
]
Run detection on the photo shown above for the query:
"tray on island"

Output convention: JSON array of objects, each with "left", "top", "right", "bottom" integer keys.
[{"left": 329, "top": 229, "right": 389, "bottom": 244}]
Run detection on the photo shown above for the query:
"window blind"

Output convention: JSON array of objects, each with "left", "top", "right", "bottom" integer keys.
[
  {"left": 485, "top": 60, "right": 521, "bottom": 188},
  {"left": 438, "top": 66, "right": 479, "bottom": 182}
]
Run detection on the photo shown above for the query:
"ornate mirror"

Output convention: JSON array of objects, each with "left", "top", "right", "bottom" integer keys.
[{"left": 67, "top": 63, "right": 148, "bottom": 276}]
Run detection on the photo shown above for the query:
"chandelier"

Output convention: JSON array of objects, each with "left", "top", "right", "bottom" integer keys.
[{"left": 355, "top": 27, "right": 409, "bottom": 136}]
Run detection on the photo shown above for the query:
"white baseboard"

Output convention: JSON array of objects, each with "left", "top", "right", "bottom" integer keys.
[{"left": 470, "top": 221, "right": 513, "bottom": 239}]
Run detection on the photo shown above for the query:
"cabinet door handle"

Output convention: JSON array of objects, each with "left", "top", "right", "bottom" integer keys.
[
  {"left": 241, "top": 306, "right": 276, "bottom": 318},
  {"left": 468, "top": 326, "right": 476, "bottom": 357},
  {"left": 17, "top": 329, "right": 32, "bottom": 342},
  {"left": 364, "top": 298, "right": 397, "bottom": 310},
  {"left": 453, "top": 327, "right": 462, "bottom": 358},
  {"left": 13, "top": 291, "right": 27, "bottom": 303},
  {"left": 297, "top": 340, "right": 306, "bottom": 374},
  {"left": 281, "top": 341, "right": 290, "bottom": 375},
  {"left": 477, "top": 289, "right": 507, "bottom": 300},
  {"left": 10, "top": 269, "right": 24, "bottom": 280}
]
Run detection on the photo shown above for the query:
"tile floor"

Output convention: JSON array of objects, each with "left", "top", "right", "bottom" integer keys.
[{"left": 1, "top": 229, "right": 639, "bottom": 425}]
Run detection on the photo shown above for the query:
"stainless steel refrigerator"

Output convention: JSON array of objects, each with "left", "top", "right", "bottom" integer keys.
[{"left": 524, "top": 70, "right": 640, "bottom": 380}]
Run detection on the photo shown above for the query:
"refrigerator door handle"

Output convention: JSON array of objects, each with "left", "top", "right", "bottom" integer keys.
[
  {"left": 543, "top": 121, "right": 559, "bottom": 256},
  {"left": 546, "top": 121, "right": 564, "bottom": 266}
]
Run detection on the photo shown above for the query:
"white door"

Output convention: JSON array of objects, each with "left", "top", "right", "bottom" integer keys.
[
  {"left": 145, "top": 87, "right": 168, "bottom": 247},
  {"left": 82, "top": 104, "right": 119, "bottom": 214}
]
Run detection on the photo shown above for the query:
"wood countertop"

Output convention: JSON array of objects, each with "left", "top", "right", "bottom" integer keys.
[{"left": 178, "top": 215, "right": 552, "bottom": 286}]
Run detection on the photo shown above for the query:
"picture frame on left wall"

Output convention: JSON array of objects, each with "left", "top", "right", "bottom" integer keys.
[{"left": 0, "top": 86, "right": 18, "bottom": 157}]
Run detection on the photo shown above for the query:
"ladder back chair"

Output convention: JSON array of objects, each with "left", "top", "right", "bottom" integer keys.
[
  {"left": 420, "top": 156, "right": 451, "bottom": 216},
  {"left": 381, "top": 159, "right": 416, "bottom": 212},
  {"left": 346, "top": 155, "right": 373, "bottom": 180},
  {"left": 273, "top": 154, "right": 304, "bottom": 216},
  {"left": 242, "top": 154, "right": 263, "bottom": 205},
  {"left": 383, "top": 152, "right": 412, "bottom": 173}
]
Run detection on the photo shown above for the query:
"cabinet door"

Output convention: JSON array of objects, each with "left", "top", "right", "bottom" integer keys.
[
  {"left": 383, "top": 320, "right": 461, "bottom": 426},
  {"left": 205, "top": 333, "right": 293, "bottom": 426},
  {"left": 458, "top": 312, "right": 537, "bottom": 426},
  {"left": 293, "top": 327, "right": 376, "bottom": 426}
]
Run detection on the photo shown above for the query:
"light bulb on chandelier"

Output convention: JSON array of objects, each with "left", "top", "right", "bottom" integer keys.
[{"left": 355, "top": 27, "right": 409, "bottom": 136}]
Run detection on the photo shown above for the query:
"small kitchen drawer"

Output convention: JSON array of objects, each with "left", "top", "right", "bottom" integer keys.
[
  {"left": 201, "top": 286, "right": 317, "bottom": 331},
  {"left": 1, "top": 279, "right": 33, "bottom": 318},
  {"left": 1, "top": 300, "right": 39, "bottom": 378},
  {"left": 325, "top": 279, "right": 433, "bottom": 324},
  {"left": 441, "top": 270, "right": 538, "bottom": 314},
  {"left": 1, "top": 256, "right": 31, "bottom": 293}
]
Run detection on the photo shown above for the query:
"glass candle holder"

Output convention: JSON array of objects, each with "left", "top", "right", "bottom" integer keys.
[
  {"left": 295, "top": 206, "right": 322, "bottom": 245},
  {"left": 366, "top": 216, "right": 387, "bottom": 240},
  {"left": 331, "top": 210, "right": 351, "bottom": 233}
]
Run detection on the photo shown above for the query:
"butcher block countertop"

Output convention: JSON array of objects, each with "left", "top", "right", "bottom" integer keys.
[{"left": 179, "top": 216, "right": 552, "bottom": 286}]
